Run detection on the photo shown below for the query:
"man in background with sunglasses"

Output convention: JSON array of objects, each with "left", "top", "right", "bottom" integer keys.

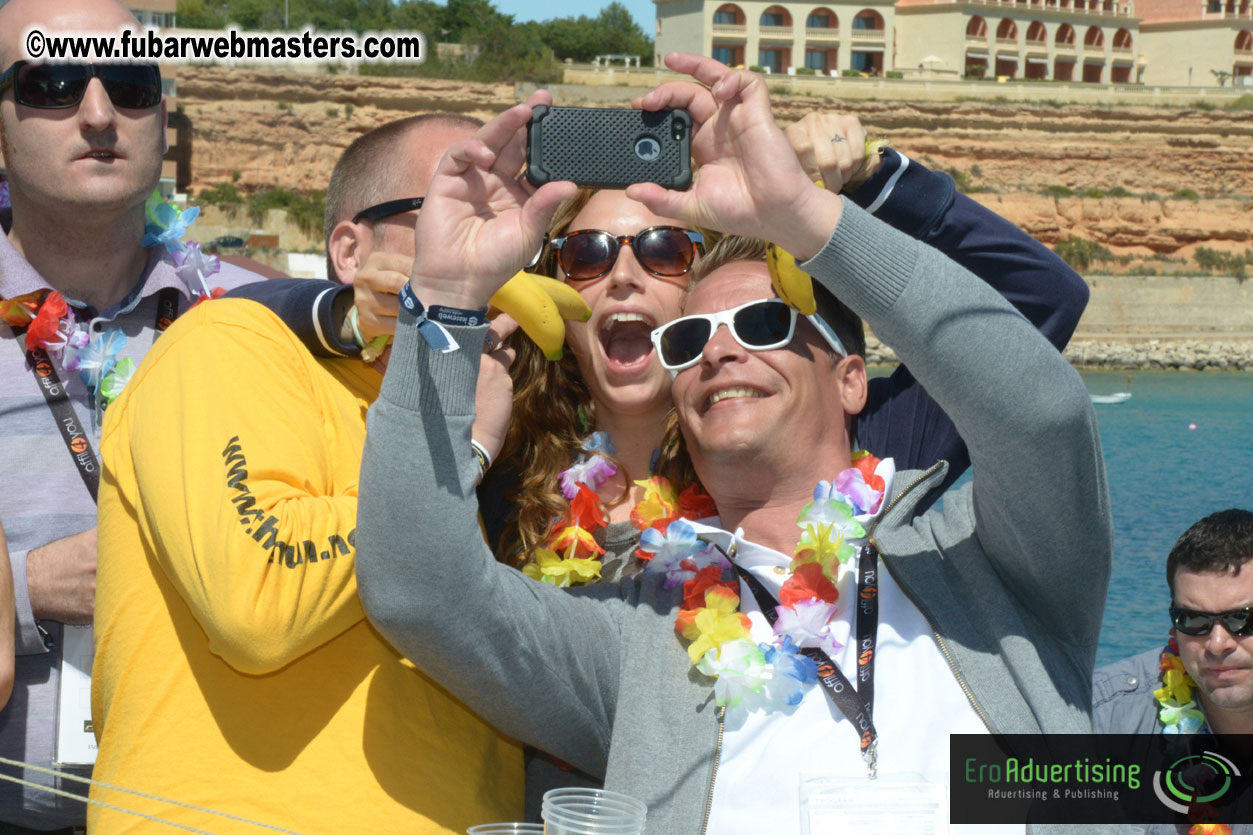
[
  {"left": 1095, "top": 509, "right": 1253, "bottom": 737},
  {"left": 0, "top": 1, "right": 269, "bottom": 831}
]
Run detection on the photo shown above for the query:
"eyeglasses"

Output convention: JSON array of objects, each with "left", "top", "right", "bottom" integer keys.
[
  {"left": 650, "top": 298, "right": 847, "bottom": 373},
  {"left": 1170, "top": 605, "right": 1253, "bottom": 637},
  {"left": 550, "top": 226, "right": 704, "bottom": 284},
  {"left": 0, "top": 61, "right": 161, "bottom": 110},
  {"left": 352, "top": 197, "right": 424, "bottom": 224}
]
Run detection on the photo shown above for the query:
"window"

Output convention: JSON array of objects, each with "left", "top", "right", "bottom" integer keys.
[
  {"left": 852, "top": 11, "right": 883, "bottom": 29},
  {"left": 758, "top": 49, "right": 783, "bottom": 71},
  {"left": 805, "top": 49, "right": 829, "bottom": 69},
  {"left": 808, "top": 12, "right": 832, "bottom": 26},
  {"left": 714, "top": 10, "right": 738, "bottom": 24},
  {"left": 761, "top": 12, "right": 786, "bottom": 25},
  {"left": 850, "top": 52, "right": 875, "bottom": 70},
  {"left": 713, "top": 46, "right": 736, "bottom": 64},
  {"left": 1208, "top": 0, "right": 1222, "bottom": 12}
]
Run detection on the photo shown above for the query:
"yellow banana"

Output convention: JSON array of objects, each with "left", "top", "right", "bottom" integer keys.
[
  {"left": 527, "top": 274, "right": 592, "bottom": 323},
  {"left": 490, "top": 272, "right": 566, "bottom": 361},
  {"left": 766, "top": 242, "right": 817, "bottom": 316}
]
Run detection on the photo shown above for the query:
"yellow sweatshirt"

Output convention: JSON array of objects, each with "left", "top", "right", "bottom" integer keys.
[{"left": 93, "top": 299, "right": 521, "bottom": 834}]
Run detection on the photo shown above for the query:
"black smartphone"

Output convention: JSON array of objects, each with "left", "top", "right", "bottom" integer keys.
[{"left": 526, "top": 105, "right": 692, "bottom": 190}]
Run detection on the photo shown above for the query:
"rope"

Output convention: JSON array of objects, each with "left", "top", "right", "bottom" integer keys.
[{"left": 0, "top": 756, "right": 307, "bottom": 834}]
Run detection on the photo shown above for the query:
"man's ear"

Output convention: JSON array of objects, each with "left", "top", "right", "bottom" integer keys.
[
  {"left": 837, "top": 353, "right": 868, "bottom": 417},
  {"left": 327, "top": 220, "right": 369, "bottom": 286}
]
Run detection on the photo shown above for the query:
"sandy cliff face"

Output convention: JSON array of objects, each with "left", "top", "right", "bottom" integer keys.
[{"left": 175, "top": 68, "right": 1253, "bottom": 254}]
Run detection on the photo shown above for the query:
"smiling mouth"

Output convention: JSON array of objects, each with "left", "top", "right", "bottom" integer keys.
[
  {"left": 703, "top": 386, "right": 767, "bottom": 412},
  {"left": 599, "top": 312, "right": 656, "bottom": 369}
]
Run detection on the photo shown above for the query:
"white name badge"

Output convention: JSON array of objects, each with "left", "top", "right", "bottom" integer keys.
[
  {"left": 800, "top": 772, "right": 948, "bottom": 835},
  {"left": 55, "top": 624, "right": 97, "bottom": 766}
]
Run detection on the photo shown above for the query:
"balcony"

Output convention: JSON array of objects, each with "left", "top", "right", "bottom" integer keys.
[
  {"left": 849, "top": 29, "right": 886, "bottom": 44},
  {"left": 712, "top": 23, "right": 747, "bottom": 37},
  {"left": 758, "top": 25, "right": 795, "bottom": 40},
  {"left": 995, "top": 36, "right": 1019, "bottom": 51},
  {"left": 965, "top": 36, "right": 989, "bottom": 48},
  {"left": 1111, "top": 45, "right": 1132, "bottom": 54},
  {"left": 1054, "top": 41, "right": 1077, "bottom": 52},
  {"left": 805, "top": 26, "right": 840, "bottom": 41},
  {"left": 1024, "top": 38, "right": 1048, "bottom": 54}
]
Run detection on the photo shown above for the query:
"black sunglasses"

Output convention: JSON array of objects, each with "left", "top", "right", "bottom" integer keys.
[
  {"left": 0, "top": 61, "right": 161, "bottom": 110},
  {"left": 352, "top": 197, "right": 424, "bottom": 224},
  {"left": 1170, "top": 605, "right": 1253, "bottom": 637},
  {"left": 550, "top": 225, "right": 704, "bottom": 284},
  {"left": 650, "top": 298, "right": 847, "bottom": 373}
]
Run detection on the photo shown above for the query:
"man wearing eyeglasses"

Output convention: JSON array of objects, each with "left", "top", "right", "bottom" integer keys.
[
  {"left": 0, "top": 1, "right": 267, "bottom": 831},
  {"left": 1094, "top": 509, "right": 1253, "bottom": 737},
  {"left": 354, "top": 56, "right": 1111, "bottom": 833}
]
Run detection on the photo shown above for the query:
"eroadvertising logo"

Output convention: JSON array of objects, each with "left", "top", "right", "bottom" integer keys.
[{"left": 952, "top": 735, "right": 1253, "bottom": 827}]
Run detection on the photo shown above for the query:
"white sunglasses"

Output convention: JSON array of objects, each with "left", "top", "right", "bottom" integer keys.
[{"left": 650, "top": 298, "right": 847, "bottom": 373}]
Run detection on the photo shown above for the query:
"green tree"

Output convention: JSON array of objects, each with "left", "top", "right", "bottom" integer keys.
[
  {"left": 176, "top": 0, "right": 229, "bottom": 28},
  {"left": 1211, "top": 69, "right": 1232, "bottom": 87}
]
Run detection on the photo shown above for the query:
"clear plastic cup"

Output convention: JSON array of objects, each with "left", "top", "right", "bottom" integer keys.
[
  {"left": 467, "top": 824, "right": 544, "bottom": 835},
  {"left": 541, "top": 788, "right": 647, "bottom": 835}
]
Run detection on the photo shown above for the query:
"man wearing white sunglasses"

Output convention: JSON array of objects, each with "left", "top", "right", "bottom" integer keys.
[{"left": 355, "top": 54, "right": 1111, "bottom": 833}]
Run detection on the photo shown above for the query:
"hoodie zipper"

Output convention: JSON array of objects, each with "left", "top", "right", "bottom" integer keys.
[
  {"left": 867, "top": 462, "right": 997, "bottom": 734},
  {"left": 698, "top": 705, "right": 727, "bottom": 835}
]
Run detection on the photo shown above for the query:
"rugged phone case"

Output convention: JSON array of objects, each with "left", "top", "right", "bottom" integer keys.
[{"left": 526, "top": 105, "right": 693, "bottom": 190}]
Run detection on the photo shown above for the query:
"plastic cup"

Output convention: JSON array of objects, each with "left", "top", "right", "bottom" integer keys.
[
  {"left": 467, "top": 824, "right": 544, "bottom": 835},
  {"left": 541, "top": 788, "right": 647, "bottom": 835}
]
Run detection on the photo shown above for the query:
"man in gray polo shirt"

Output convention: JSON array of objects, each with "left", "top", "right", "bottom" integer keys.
[{"left": 0, "top": 0, "right": 262, "bottom": 828}]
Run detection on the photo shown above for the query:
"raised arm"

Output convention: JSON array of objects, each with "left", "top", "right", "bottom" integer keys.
[
  {"left": 850, "top": 147, "right": 1089, "bottom": 485},
  {"left": 630, "top": 54, "right": 1109, "bottom": 647},
  {"left": 355, "top": 93, "right": 625, "bottom": 777},
  {"left": 786, "top": 113, "right": 1089, "bottom": 486}
]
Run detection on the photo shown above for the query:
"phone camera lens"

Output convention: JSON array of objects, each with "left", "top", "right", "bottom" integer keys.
[{"left": 634, "top": 136, "right": 661, "bottom": 162}]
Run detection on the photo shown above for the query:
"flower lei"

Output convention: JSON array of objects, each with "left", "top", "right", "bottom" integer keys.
[
  {"left": 524, "top": 431, "right": 717, "bottom": 588},
  {"left": 535, "top": 434, "right": 892, "bottom": 716},
  {"left": 1156, "top": 632, "right": 1206, "bottom": 735},
  {"left": 659, "top": 450, "right": 888, "bottom": 714},
  {"left": 1, "top": 191, "right": 222, "bottom": 415}
]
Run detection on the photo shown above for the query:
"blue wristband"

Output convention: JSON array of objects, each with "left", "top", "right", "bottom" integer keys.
[{"left": 398, "top": 282, "right": 458, "bottom": 353}]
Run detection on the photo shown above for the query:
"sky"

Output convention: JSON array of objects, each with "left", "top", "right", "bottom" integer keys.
[{"left": 494, "top": 0, "right": 657, "bottom": 38}]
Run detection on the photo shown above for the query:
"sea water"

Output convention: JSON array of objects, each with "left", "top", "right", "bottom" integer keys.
[
  {"left": 1087, "top": 370, "right": 1253, "bottom": 667},
  {"left": 902, "top": 368, "right": 1253, "bottom": 666}
]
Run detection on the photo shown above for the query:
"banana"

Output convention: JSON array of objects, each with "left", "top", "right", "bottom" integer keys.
[
  {"left": 527, "top": 274, "right": 592, "bottom": 324},
  {"left": 766, "top": 242, "right": 818, "bottom": 316},
  {"left": 489, "top": 272, "right": 567, "bottom": 361}
]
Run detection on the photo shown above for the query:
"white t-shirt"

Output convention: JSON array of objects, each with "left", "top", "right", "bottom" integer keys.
[{"left": 690, "top": 518, "right": 1018, "bottom": 835}]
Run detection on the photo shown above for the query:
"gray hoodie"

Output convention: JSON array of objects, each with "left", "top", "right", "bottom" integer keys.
[{"left": 356, "top": 198, "right": 1112, "bottom": 833}]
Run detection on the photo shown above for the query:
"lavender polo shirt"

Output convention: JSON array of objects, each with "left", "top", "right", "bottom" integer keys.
[{"left": 0, "top": 209, "right": 264, "bottom": 828}]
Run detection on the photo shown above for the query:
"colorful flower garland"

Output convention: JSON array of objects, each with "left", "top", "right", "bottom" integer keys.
[
  {"left": 535, "top": 434, "right": 891, "bottom": 716},
  {"left": 1, "top": 191, "right": 221, "bottom": 416},
  {"left": 657, "top": 451, "right": 887, "bottom": 714},
  {"left": 1155, "top": 632, "right": 1206, "bottom": 735}
]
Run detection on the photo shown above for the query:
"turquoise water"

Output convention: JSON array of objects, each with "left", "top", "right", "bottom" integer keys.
[
  {"left": 875, "top": 367, "right": 1253, "bottom": 667},
  {"left": 1087, "top": 370, "right": 1253, "bottom": 668}
]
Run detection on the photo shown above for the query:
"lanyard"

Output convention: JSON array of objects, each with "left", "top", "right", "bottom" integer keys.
[
  {"left": 734, "top": 542, "right": 882, "bottom": 778},
  {"left": 10, "top": 287, "right": 180, "bottom": 503}
]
